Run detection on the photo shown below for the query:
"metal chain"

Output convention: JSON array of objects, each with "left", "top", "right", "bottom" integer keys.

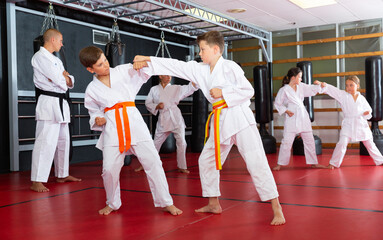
[
  {"left": 40, "top": 2, "right": 59, "bottom": 35},
  {"left": 155, "top": 31, "right": 171, "bottom": 58},
  {"left": 111, "top": 18, "right": 121, "bottom": 42}
]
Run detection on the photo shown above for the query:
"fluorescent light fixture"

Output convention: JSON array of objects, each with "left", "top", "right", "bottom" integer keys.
[{"left": 289, "top": 0, "right": 337, "bottom": 9}]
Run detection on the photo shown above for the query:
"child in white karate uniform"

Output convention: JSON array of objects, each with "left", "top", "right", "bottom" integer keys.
[
  {"left": 135, "top": 75, "right": 197, "bottom": 173},
  {"left": 273, "top": 67, "right": 326, "bottom": 171},
  {"left": 316, "top": 76, "right": 383, "bottom": 168},
  {"left": 134, "top": 31, "right": 285, "bottom": 225},
  {"left": 79, "top": 46, "right": 182, "bottom": 216}
]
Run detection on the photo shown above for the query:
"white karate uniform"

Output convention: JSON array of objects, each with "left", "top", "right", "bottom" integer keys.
[
  {"left": 323, "top": 84, "right": 383, "bottom": 167},
  {"left": 274, "top": 83, "right": 321, "bottom": 166},
  {"left": 31, "top": 47, "right": 74, "bottom": 182},
  {"left": 147, "top": 56, "right": 279, "bottom": 202},
  {"left": 84, "top": 64, "right": 173, "bottom": 210},
  {"left": 145, "top": 83, "right": 196, "bottom": 169}
]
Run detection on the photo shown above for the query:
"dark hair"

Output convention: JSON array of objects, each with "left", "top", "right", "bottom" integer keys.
[
  {"left": 197, "top": 31, "right": 224, "bottom": 54},
  {"left": 282, "top": 67, "right": 302, "bottom": 86},
  {"left": 78, "top": 46, "right": 104, "bottom": 68}
]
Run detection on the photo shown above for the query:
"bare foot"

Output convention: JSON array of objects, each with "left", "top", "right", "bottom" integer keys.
[
  {"left": 311, "top": 164, "right": 327, "bottom": 169},
  {"left": 164, "top": 205, "right": 183, "bottom": 216},
  {"left": 272, "top": 165, "right": 281, "bottom": 171},
  {"left": 56, "top": 175, "right": 82, "bottom": 183},
  {"left": 30, "top": 182, "right": 49, "bottom": 192},
  {"left": 195, "top": 204, "right": 222, "bottom": 214},
  {"left": 270, "top": 198, "right": 286, "bottom": 226},
  {"left": 178, "top": 168, "right": 190, "bottom": 174},
  {"left": 99, "top": 205, "right": 114, "bottom": 215},
  {"left": 135, "top": 165, "right": 144, "bottom": 172},
  {"left": 327, "top": 164, "right": 335, "bottom": 170}
]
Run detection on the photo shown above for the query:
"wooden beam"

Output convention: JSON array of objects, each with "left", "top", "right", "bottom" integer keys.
[
  {"left": 229, "top": 32, "right": 383, "bottom": 52},
  {"left": 273, "top": 71, "right": 365, "bottom": 81}
]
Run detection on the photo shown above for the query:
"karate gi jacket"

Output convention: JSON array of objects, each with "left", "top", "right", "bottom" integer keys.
[
  {"left": 84, "top": 64, "right": 152, "bottom": 150},
  {"left": 148, "top": 56, "right": 255, "bottom": 145},
  {"left": 145, "top": 83, "right": 197, "bottom": 132},
  {"left": 323, "top": 84, "right": 372, "bottom": 142},
  {"left": 31, "top": 47, "right": 74, "bottom": 123},
  {"left": 274, "top": 83, "right": 321, "bottom": 133}
]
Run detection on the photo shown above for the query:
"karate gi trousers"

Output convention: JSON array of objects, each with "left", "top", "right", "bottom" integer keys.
[
  {"left": 330, "top": 136, "right": 383, "bottom": 168},
  {"left": 278, "top": 131, "right": 318, "bottom": 166},
  {"left": 153, "top": 127, "right": 187, "bottom": 170},
  {"left": 31, "top": 121, "right": 70, "bottom": 182},
  {"left": 198, "top": 124, "right": 279, "bottom": 202},
  {"left": 102, "top": 140, "right": 173, "bottom": 210}
]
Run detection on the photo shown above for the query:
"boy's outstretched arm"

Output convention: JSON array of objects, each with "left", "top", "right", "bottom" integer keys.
[
  {"left": 134, "top": 55, "right": 151, "bottom": 63},
  {"left": 133, "top": 61, "right": 148, "bottom": 70}
]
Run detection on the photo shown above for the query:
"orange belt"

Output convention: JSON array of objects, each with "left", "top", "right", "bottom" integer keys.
[
  {"left": 104, "top": 101, "right": 135, "bottom": 153},
  {"left": 204, "top": 99, "right": 228, "bottom": 170}
]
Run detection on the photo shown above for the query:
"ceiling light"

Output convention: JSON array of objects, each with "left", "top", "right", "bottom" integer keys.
[
  {"left": 289, "top": 0, "right": 337, "bottom": 9},
  {"left": 227, "top": 8, "right": 246, "bottom": 14}
]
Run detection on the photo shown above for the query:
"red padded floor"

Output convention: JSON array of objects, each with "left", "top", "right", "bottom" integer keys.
[{"left": 1, "top": 148, "right": 382, "bottom": 240}]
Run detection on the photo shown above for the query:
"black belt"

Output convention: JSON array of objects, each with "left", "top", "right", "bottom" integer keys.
[{"left": 35, "top": 87, "right": 68, "bottom": 120}]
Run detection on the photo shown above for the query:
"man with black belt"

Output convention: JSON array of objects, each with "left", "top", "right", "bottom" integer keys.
[{"left": 30, "top": 29, "right": 81, "bottom": 192}]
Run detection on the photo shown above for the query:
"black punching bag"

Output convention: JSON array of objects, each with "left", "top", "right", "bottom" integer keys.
[
  {"left": 254, "top": 65, "right": 276, "bottom": 153},
  {"left": 360, "top": 56, "right": 383, "bottom": 155},
  {"left": 191, "top": 89, "right": 209, "bottom": 152},
  {"left": 292, "top": 61, "right": 322, "bottom": 155},
  {"left": 191, "top": 56, "right": 208, "bottom": 152},
  {"left": 105, "top": 22, "right": 126, "bottom": 67}
]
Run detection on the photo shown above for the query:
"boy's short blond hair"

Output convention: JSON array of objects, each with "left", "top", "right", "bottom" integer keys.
[
  {"left": 43, "top": 29, "right": 62, "bottom": 43},
  {"left": 79, "top": 46, "right": 104, "bottom": 68},
  {"left": 346, "top": 75, "right": 360, "bottom": 85},
  {"left": 197, "top": 31, "right": 224, "bottom": 54}
]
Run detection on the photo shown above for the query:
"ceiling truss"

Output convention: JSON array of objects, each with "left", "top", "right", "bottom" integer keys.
[{"left": 46, "top": 0, "right": 272, "bottom": 59}]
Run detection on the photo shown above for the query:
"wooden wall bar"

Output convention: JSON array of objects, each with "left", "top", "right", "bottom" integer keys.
[{"left": 229, "top": 32, "right": 383, "bottom": 52}]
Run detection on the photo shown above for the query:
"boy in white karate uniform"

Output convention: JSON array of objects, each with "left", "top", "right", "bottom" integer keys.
[
  {"left": 273, "top": 67, "right": 326, "bottom": 171},
  {"left": 30, "top": 29, "right": 81, "bottom": 192},
  {"left": 79, "top": 46, "right": 182, "bottom": 216},
  {"left": 134, "top": 31, "right": 285, "bottom": 225},
  {"left": 135, "top": 75, "right": 197, "bottom": 173},
  {"left": 316, "top": 76, "right": 383, "bottom": 168}
]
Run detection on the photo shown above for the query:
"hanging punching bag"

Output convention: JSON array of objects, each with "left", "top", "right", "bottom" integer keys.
[
  {"left": 105, "top": 22, "right": 126, "bottom": 67},
  {"left": 191, "top": 57, "right": 208, "bottom": 152},
  {"left": 191, "top": 89, "right": 209, "bottom": 152},
  {"left": 254, "top": 65, "right": 276, "bottom": 153},
  {"left": 292, "top": 61, "right": 322, "bottom": 155},
  {"left": 360, "top": 56, "right": 383, "bottom": 155}
]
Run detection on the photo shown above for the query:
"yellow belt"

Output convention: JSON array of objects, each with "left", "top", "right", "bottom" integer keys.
[{"left": 204, "top": 99, "right": 228, "bottom": 170}]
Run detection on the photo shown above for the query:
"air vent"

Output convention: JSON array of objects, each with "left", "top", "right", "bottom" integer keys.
[{"left": 93, "top": 30, "right": 110, "bottom": 45}]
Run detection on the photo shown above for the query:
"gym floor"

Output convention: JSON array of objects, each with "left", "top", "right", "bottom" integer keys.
[{"left": 1, "top": 147, "right": 382, "bottom": 240}]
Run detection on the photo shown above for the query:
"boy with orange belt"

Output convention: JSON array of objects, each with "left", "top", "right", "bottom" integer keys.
[{"left": 79, "top": 46, "right": 182, "bottom": 216}]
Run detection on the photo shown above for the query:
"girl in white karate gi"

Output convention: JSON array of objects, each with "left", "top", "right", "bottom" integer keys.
[
  {"left": 317, "top": 76, "right": 383, "bottom": 169},
  {"left": 273, "top": 67, "right": 325, "bottom": 171},
  {"left": 134, "top": 31, "right": 285, "bottom": 226},
  {"left": 79, "top": 46, "right": 182, "bottom": 216},
  {"left": 135, "top": 75, "right": 196, "bottom": 173}
]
